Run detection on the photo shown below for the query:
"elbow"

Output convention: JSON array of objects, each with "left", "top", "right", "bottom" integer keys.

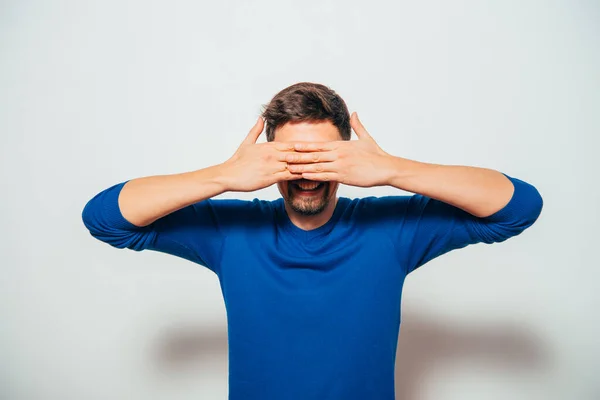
[
  {"left": 500, "top": 186, "right": 544, "bottom": 239},
  {"left": 81, "top": 197, "right": 150, "bottom": 251},
  {"left": 525, "top": 186, "right": 544, "bottom": 227},
  {"left": 506, "top": 176, "right": 544, "bottom": 228},
  {"left": 513, "top": 184, "right": 543, "bottom": 230},
  {"left": 81, "top": 197, "right": 101, "bottom": 236},
  {"left": 480, "top": 182, "right": 544, "bottom": 243},
  {"left": 81, "top": 198, "right": 97, "bottom": 231},
  {"left": 81, "top": 197, "right": 111, "bottom": 239}
]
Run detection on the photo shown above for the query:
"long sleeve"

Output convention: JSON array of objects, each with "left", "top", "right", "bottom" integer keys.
[
  {"left": 383, "top": 173, "right": 543, "bottom": 274},
  {"left": 81, "top": 181, "right": 229, "bottom": 274}
]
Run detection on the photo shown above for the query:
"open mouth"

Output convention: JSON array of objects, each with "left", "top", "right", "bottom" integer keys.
[{"left": 290, "top": 179, "right": 326, "bottom": 194}]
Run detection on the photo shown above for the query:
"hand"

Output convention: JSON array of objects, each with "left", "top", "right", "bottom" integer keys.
[
  {"left": 285, "top": 113, "right": 395, "bottom": 187},
  {"left": 220, "top": 117, "right": 303, "bottom": 192}
]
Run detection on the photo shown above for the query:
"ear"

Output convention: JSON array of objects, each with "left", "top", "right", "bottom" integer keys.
[{"left": 350, "top": 112, "right": 372, "bottom": 139}]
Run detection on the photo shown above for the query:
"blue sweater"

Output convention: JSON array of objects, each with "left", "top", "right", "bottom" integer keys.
[{"left": 82, "top": 173, "right": 543, "bottom": 399}]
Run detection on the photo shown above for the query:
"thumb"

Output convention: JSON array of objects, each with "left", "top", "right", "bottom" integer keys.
[
  {"left": 350, "top": 112, "right": 371, "bottom": 139},
  {"left": 243, "top": 116, "right": 265, "bottom": 145}
]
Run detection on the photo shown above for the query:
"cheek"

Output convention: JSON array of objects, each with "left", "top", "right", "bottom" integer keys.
[
  {"left": 328, "top": 182, "right": 339, "bottom": 196},
  {"left": 276, "top": 182, "right": 288, "bottom": 196}
]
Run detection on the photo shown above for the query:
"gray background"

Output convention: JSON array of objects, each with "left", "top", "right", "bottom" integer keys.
[{"left": 1, "top": 1, "right": 598, "bottom": 399}]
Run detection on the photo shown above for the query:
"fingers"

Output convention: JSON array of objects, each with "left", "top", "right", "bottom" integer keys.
[
  {"left": 272, "top": 142, "right": 297, "bottom": 152},
  {"left": 274, "top": 168, "right": 339, "bottom": 183},
  {"left": 243, "top": 117, "right": 265, "bottom": 145},
  {"left": 293, "top": 142, "right": 338, "bottom": 152},
  {"left": 286, "top": 162, "right": 336, "bottom": 174},
  {"left": 275, "top": 170, "right": 304, "bottom": 181},
  {"left": 350, "top": 112, "right": 371, "bottom": 139},
  {"left": 279, "top": 151, "right": 337, "bottom": 163},
  {"left": 300, "top": 172, "right": 338, "bottom": 182}
]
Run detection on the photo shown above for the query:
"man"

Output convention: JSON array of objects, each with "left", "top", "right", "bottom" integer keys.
[{"left": 82, "top": 82, "right": 543, "bottom": 399}]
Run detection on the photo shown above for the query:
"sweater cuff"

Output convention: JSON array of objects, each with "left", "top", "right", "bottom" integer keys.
[
  {"left": 483, "top": 173, "right": 542, "bottom": 223},
  {"left": 97, "top": 180, "right": 141, "bottom": 230}
]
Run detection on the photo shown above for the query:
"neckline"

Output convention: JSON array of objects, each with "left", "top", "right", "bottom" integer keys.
[{"left": 276, "top": 197, "right": 349, "bottom": 240}]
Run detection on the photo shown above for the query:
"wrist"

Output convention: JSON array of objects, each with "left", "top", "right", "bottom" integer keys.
[
  {"left": 384, "top": 156, "right": 425, "bottom": 189},
  {"left": 191, "top": 163, "right": 231, "bottom": 194},
  {"left": 212, "top": 162, "right": 234, "bottom": 193}
]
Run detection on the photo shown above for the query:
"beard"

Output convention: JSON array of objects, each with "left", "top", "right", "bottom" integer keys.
[{"left": 285, "top": 181, "right": 331, "bottom": 216}]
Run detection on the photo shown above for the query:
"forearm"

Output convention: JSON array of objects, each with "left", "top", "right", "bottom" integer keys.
[
  {"left": 386, "top": 157, "right": 514, "bottom": 218},
  {"left": 119, "top": 164, "right": 229, "bottom": 227}
]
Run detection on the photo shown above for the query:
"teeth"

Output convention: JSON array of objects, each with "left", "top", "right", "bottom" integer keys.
[{"left": 297, "top": 182, "right": 320, "bottom": 190}]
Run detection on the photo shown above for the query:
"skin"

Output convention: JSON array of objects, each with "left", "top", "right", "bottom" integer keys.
[
  {"left": 273, "top": 121, "right": 342, "bottom": 230},
  {"left": 118, "top": 112, "right": 514, "bottom": 230}
]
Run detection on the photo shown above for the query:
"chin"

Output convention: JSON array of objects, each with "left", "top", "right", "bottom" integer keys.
[
  {"left": 289, "top": 198, "right": 329, "bottom": 216},
  {"left": 282, "top": 180, "right": 335, "bottom": 216}
]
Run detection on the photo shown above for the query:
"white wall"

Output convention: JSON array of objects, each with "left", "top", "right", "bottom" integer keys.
[{"left": 1, "top": 1, "right": 598, "bottom": 399}]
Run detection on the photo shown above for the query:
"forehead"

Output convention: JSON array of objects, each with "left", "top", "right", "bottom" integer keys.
[{"left": 273, "top": 121, "right": 341, "bottom": 142}]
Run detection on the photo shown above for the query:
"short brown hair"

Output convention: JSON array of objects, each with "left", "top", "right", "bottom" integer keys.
[{"left": 261, "top": 82, "right": 351, "bottom": 142}]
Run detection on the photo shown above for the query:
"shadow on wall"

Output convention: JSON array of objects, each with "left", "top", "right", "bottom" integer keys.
[
  {"left": 394, "top": 312, "right": 549, "bottom": 399},
  {"left": 156, "top": 323, "right": 228, "bottom": 370},
  {"left": 154, "top": 311, "right": 549, "bottom": 399}
]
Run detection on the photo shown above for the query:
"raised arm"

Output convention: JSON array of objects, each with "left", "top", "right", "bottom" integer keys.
[
  {"left": 284, "top": 112, "right": 543, "bottom": 273},
  {"left": 117, "top": 166, "right": 227, "bottom": 227},
  {"left": 81, "top": 117, "right": 301, "bottom": 272},
  {"left": 111, "top": 117, "right": 299, "bottom": 227},
  {"left": 392, "top": 171, "right": 542, "bottom": 272},
  {"left": 386, "top": 161, "right": 519, "bottom": 218}
]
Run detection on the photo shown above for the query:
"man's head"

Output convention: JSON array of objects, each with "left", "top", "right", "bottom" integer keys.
[{"left": 261, "top": 82, "right": 351, "bottom": 216}]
